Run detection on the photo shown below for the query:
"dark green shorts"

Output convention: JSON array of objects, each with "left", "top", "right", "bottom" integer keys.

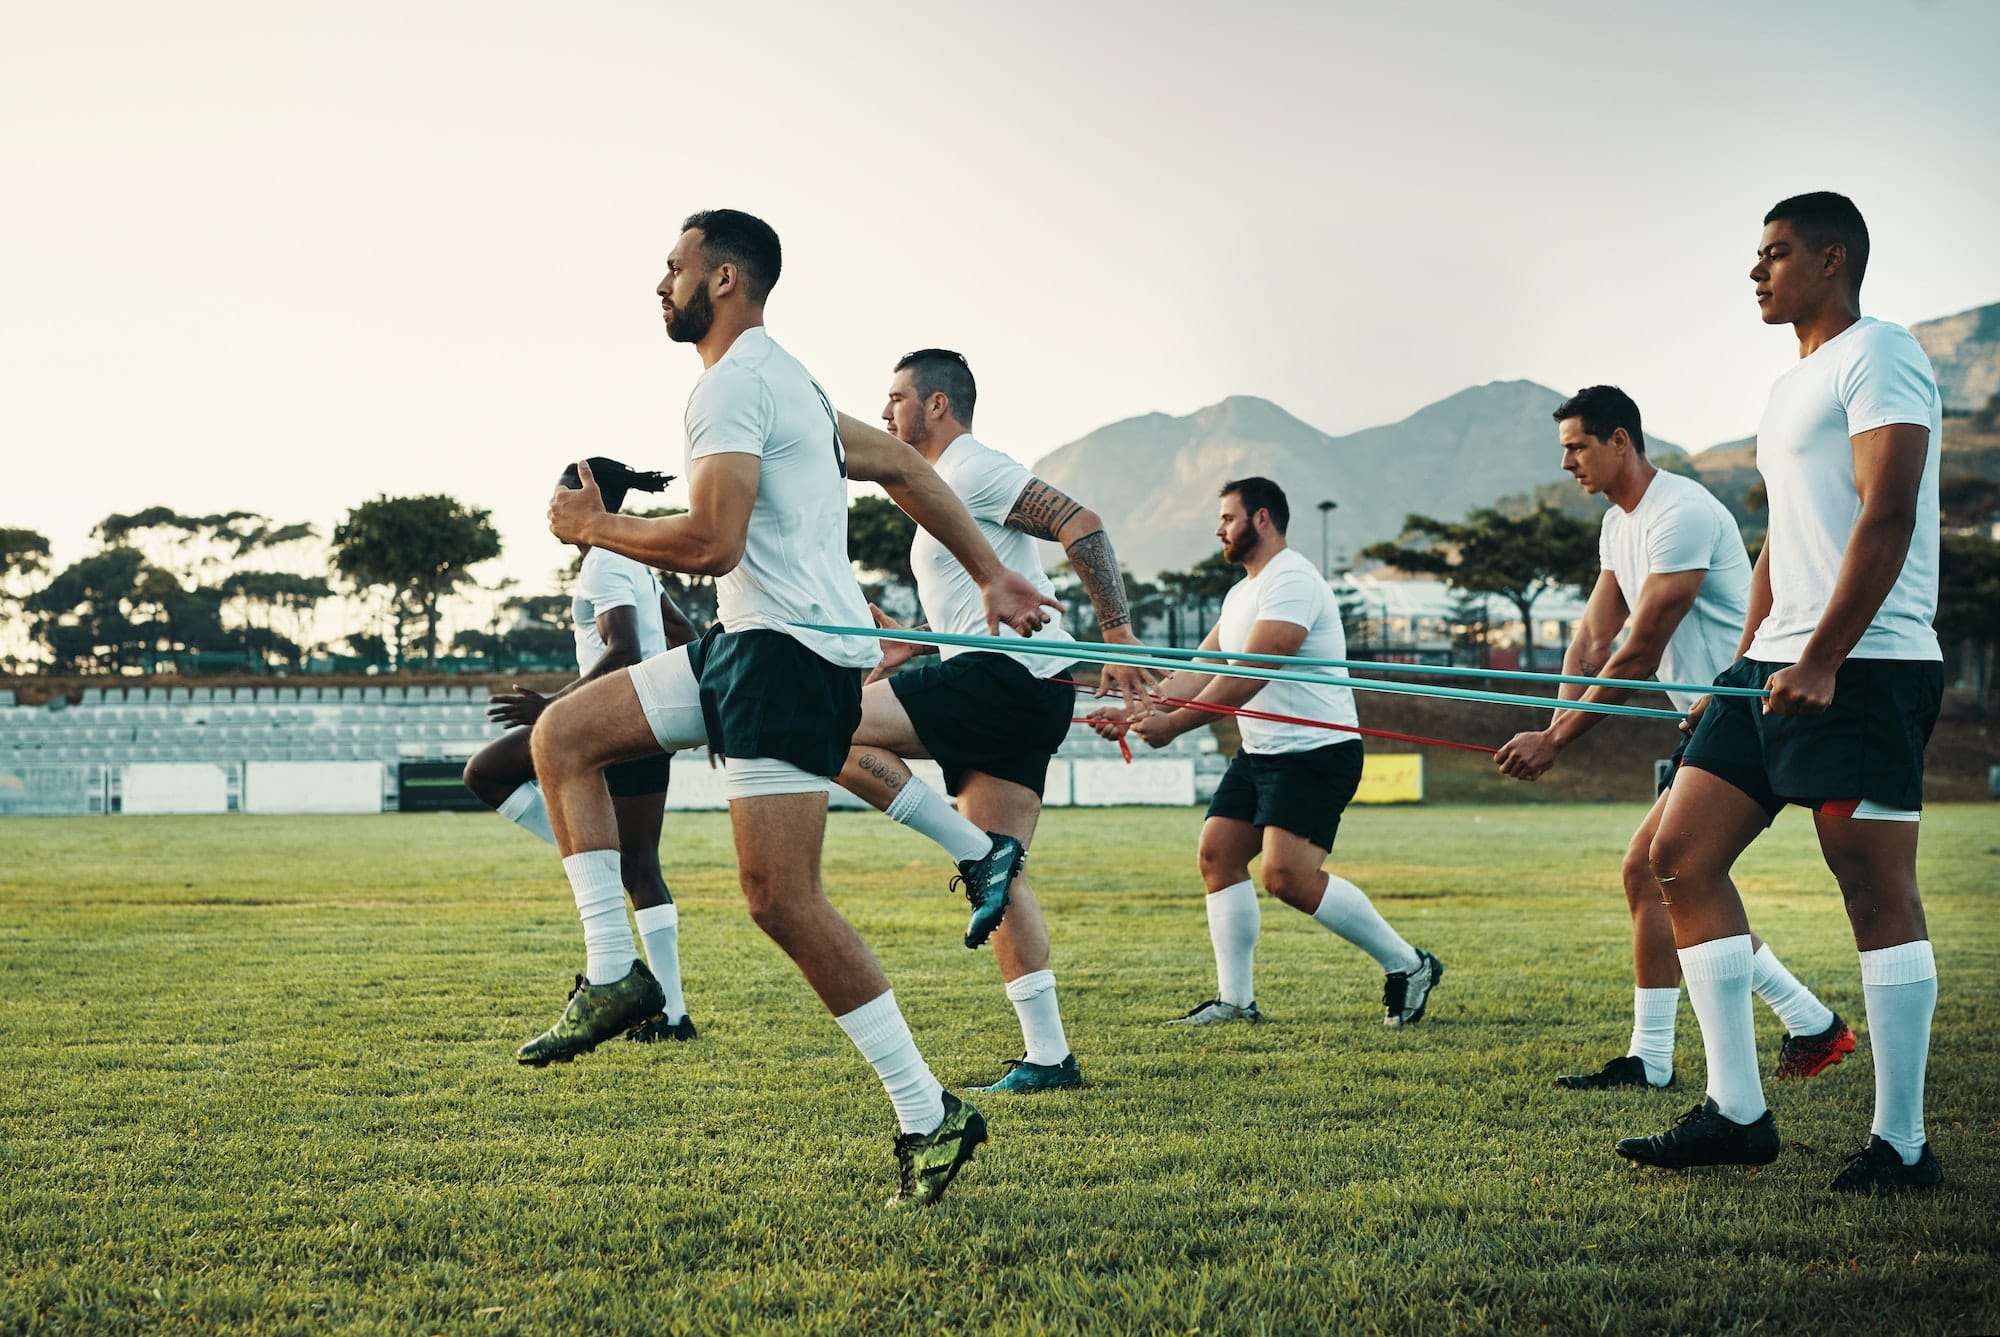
[
  {"left": 604, "top": 752, "right": 671, "bottom": 798},
  {"left": 1205, "top": 740, "right": 1365, "bottom": 851},
  {"left": 1680, "top": 657, "right": 1941, "bottom": 818},
  {"left": 891, "top": 652, "right": 1076, "bottom": 798},
  {"left": 695, "top": 627, "right": 864, "bottom": 779}
]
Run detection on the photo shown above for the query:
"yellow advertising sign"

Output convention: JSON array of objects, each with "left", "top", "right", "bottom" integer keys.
[{"left": 1353, "top": 753, "right": 1424, "bottom": 804}]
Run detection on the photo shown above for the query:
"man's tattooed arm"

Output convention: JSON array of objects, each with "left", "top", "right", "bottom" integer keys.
[{"left": 1006, "top": 479, "right": 1131, "bottom": 635}]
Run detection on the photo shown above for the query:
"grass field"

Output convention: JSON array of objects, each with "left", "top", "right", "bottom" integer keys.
[{"left": 2, "top": 805, "right": 1996, "bottom": 1335}]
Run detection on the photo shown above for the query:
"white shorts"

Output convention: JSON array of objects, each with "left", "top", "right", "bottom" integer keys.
[
  {"left": 629, "top": 646, "right": 832, "bottom": 800},
  {"left": 627, "top": 644, "right": 708, "bottom": 752}
]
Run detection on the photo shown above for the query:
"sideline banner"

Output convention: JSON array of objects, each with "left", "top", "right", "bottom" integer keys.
[{"left": 1354, "top": 754, "right": 1423, "bottom": 804}]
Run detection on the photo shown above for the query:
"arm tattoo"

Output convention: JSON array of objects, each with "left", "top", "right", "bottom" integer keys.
[
  {"left": 1065, "top": 528, "right": 1131, "bottom": 633},
  {"left": 1006, "top": 479, "right": 1086, "bottom": 541}
]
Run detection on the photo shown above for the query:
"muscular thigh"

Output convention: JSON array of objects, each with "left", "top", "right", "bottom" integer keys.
[
  {"left": 1260, "top": 822, "right": 1330, "bottom": 885},
  {"left": 957, "top": 771, "right": 1042, "bottom": 846},
  {"left": 1198, "top": 815, "right": 1263, "bottom": 877},
  {"left": 848, "top": 677, "right": 930, "bottom": 757},
  {"left": 730, "top": 791, "right": 830, "bottom": 895},
  {"left": 535, "top": 670, "right": 665, "bottom": 772}
]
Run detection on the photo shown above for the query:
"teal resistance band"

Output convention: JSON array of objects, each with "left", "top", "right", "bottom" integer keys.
[{"left": 797, "top": 625, "right": 1690, "bottom": 722}]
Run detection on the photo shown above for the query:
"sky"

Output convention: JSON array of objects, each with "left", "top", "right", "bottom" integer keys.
[{"left": 5, "top": 0, "right": 1998, "bottom": 628}]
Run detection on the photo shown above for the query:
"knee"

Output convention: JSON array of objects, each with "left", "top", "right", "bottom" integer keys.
[
  {"left": 1621, "top": 847, "right": 1660, "bottom": 910},
  {"left": 1261, "top": 863, "right": 1318, "bottom": 908},
  {"left": 741, "top": 872, "right": 810, "bottom": 948},
  {"left": 1197, "top": 845, "right": 1243, "bottom": 890},
  {"left": 620, "top": 850, "right": 663, "bottom": 895},
  {"left": 1646, "top": 830, "right": 1699, "bottom": 889},
  {"left": 461, "top": 755, "right": 504, "bottom": 808},
  {"left": 529, "top": 702, "right": 586, "bottom": 779}
]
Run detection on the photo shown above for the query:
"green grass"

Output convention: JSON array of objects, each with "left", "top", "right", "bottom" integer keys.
[{"left": 2, "top": 805, "right": 1996, "bottom": 1336}]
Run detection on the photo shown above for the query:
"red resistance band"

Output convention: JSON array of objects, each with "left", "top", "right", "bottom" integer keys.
[{"left": 1061, "top": 678, "right": 1498, "bottom": 761}]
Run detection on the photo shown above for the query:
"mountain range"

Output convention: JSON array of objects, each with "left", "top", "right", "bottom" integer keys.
[{"left": 1033, "top": 301, "right": 2000, "bottom": 579}]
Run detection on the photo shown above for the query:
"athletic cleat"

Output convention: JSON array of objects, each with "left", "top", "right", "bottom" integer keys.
[
  {"left": 515, "top": 959, "right": 665, "bottom": 1067},
  {"left": 1828, "top": 1135, "right": 1943, "bottom": 1195},
  {"left": 888, "top": 1091, "right": 988, "bottom": 1207},
  {"left": 1615, "top": 1097, "right": 1780, "bottom": 1169},
  {"left": 969, "top": 1053, "right": 1082, "bottom": 1093},
  {"left": 623, "top": 1012, "right": 698, "bottom": 1043},
  {"left": 1773, "top": 1011, "right": 1857, "bottom": 1081},
  {"left": 1167, "top": 998, "right": 1264, "bottom": 1025},
  {"left": 950, "top": 833, "right": 1025, "bottom": 950},
  {"left": 1383, "top": 948, "right": 1445, "bottom": 1027},
  {"left": 1555, "top": 1054, "right": 1672, "bottom": 1091}
]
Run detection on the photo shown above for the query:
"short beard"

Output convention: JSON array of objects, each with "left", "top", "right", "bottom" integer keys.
[{"left": 665, "top": 283, "right": 715, "bottom": 343}]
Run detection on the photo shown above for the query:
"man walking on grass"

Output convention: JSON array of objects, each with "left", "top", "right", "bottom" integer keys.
[
  {"left": 1494, "top": 385, "right": 1852, "bottom": 1092},
  {"left": 539, "top": 209, "right": 1055, "bottom": 1206}
]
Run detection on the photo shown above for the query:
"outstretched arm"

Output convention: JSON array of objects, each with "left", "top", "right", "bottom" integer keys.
[
  {"left": 1006, "top": 477, "right": 1156, "bottom": 711},
  {"left": 838, "top": 413, "right": 1057, "bottom": 636}
]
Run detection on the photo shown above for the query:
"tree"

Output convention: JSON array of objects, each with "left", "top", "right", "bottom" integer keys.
[
  {"left": 332, "top": 495, "right": 502, "bottom": 667},
  {"left": 1361, "top": 505, "right": 1597, "bottom": 670},
  {"left": 25, "top": 546, "right": 154, "bottom": 672},
  {"left": 0, "top": 528, "right": 52, "bottom": 671},
  {"left": 847, "top": 495, "right": 918, "bottom": 605},
  {"left": 1155, "top": 549, "right": 1244, "bottom": 647}
]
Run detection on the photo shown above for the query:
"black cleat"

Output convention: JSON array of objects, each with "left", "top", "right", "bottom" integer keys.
[
  {"left": 1615, "top": 1097, "right": 1780, "bottom": 1169},
  {"left": 1829, "top": 1136, "right": 1943, "bottom": 1195},
  {"left": 1555, "top": 1054, "right": 1672, "bottom": 1091},
  {"left": 624, "top": 1012, "right": 698, "bottom": 1043},
  {"left": 951, "top": 833, "right": 1025, "bottom": 950},
  {"left": 1383, "top": 949, "right": 1444, "bottom": 1027}
]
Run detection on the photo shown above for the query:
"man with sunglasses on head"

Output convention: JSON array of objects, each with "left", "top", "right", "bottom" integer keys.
[{"left": 833, "top": 348, "right": 1154, "bottom": 1095}]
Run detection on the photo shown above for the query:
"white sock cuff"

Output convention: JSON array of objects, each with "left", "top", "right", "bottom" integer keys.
[
  {"left": 1750, "top": 942, "right": 1779, "bottom": 974},
  {"left": 1634, "top": 986, "right": 1681, "bottom": 1016},
  {"left": 1005, "top": 969, "right": 1056, "bottom": 1003},
  {"left": 884, "top": 777, "right": 929, "bottom": 825},
  {"left": 1677, "top": 934, "right": 1754, "bottom": 983},
  {"left": 562, "top": 849, "right": 625, "bottom": 907},
  {"left": 834, "top": 990, "right": 912, "bottom": 1063},
  {"left": 633, "top": 902, "right": 679, "bottom": 933},
  {"left": 497, "top": 782, "right": 540, "bottom": 820},
  {"left": 1209, "top": 879, "right": 1256, "bottom": 910},
  {"left": 1860, "top": 939, "right": 1936, "bottom": 987}
]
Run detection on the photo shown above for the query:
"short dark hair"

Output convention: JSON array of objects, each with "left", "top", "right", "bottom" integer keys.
[
  {"left": 680, "top": 208, "right": 783, "bottom": 303},
  {"left": 1553, "top": 385, "right": 1646, "bottom": 456},
  {"left": 1220, "top": 476, "right": 1290, "bottom": 534},
  {"left": 559, "top": 456, "right": 671, "bottom": 516},
  {"left": 894, "top": 348, "right": 977, "bottom": 427},
  {"left": 1764, "top": 191, "right": 1870, "bottom": 294}
]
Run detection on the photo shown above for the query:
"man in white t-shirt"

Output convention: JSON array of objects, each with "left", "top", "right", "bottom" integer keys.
[
  {"left": 1091, "top": 477, "right": 1444, "bottom": 1028},
  {"left": 464, "top": 457, "right": 702, "bottom": 1055},
  {"left": 1616, "top": 192, "right": 1947, "bottom": 1195},
  {"left": 1493, "top": 387, "right": 1850, "bottom": 1091},
  {"left": 538, "top": 210, "right": 1057, "bottom": 1208},
  {"left": 832, "top": 348, "right": 1154, "bottom": 1094}
]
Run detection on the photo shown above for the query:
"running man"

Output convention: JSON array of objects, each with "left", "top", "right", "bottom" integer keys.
[
  {"left": 1616, "top": 192, "right": 1946, "bottom": 1194},
  {"left": 539, "top": 209, "right": 1055, "bottom": 1207},
  {"left": 833, "top": 347, "right": 1153, "bottom": 1092},
  {"left": 463, "top": 457, "right": 701, "bottom": 1053},
  {"left": 1091, "top": 477, "right": 1444, "bottom": 1028},
  {"left": 1493, "top": 387, "right": 1851, "bottom": 1090}
]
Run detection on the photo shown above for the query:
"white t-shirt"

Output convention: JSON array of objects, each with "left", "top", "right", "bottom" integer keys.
[
  {"left": 572, "top": 546, "right": 669, "bottom": 675},
  {"left": 1599, "top": 470, "right": 1751, "bottom": 713},
  {"left": 910, "top": 434, "right": 1074, "bottom": 677},
  {"left": 1215, "top": 546, "right": 1358, "bottom": 754},
  {"left": 684, "top": 326, "right": 878, "bottom": 670},
  {"left": 1747, "top": 316, "right": 1943, "bottom": 663}
]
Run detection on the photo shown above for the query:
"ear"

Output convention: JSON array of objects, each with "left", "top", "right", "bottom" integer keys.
[
  {"left": 712, "top": 261, "right": 738, "bottom": 296},
  {"left": 1609, "top": 427, "right": 1630, "bottom": 454},
  {"left": 1821, "top": 243, "right": 1845, "bottom": 279}
]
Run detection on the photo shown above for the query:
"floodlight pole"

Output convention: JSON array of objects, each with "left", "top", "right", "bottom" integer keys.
[{"left": 1317, "top": 499, "right": 1338, "bottom": 579}]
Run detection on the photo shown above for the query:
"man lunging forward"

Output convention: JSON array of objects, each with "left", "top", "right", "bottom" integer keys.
[
  {"left": 540, "top": 209, "right": 1055, "bottom": 1207},
  {"left": 1618, "top": 192, "right": 1946, "bottom": 1194},
  {"left": 1092, "top": 478, "right": 1443, "bottom": 1029},
  {"left": 1494, "top": 386, "right": 1851, "bottom": 1091},
  {"left": 834, "top": 348, "right": 1154, "bottom": 1092}
]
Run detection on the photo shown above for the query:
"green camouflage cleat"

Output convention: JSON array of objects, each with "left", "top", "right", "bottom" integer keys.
[
  {"left": 969, "top": 1053, "right": 1081, "bottom": 1093},
  {"left": 516, "top": 959, "right": 665, "bottom": 1067},
  {"left": 623, "top": 1012, "right": 698, "bottom": 1043},
  {"left": 888, "top": 1091, "right": 988, "bottom": 1207}
]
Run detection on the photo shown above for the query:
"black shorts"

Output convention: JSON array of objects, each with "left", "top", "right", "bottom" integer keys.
[
  {"left": 891, "top": 652, "right": 1076, "bottom": 798},
  {"left": 1680, "top": 657, "right": 1942, "bottom": 819},
  {"left": 1205, "top": 740, "right": 1365, "bottom": 851},
  {"left": 1657, "top": 733, "right": 1691, "bottom": 797},
  {"left": 695, "top": 626, "right": 864, "bottom": 779},
  {"left": 605, "top": 752, "right": 671, "bottom": 798}
]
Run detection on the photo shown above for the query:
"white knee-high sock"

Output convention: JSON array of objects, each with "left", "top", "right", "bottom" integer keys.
[
  {"left": 1205, "top": 880, "right": 1260, "bottom": 1007},
  {"left": 633, "top": 902, "right": 686, "bottom": 1022},
  {"left": 1751, "top": 942, "right": 1834, "bottom": 1037},
  {"left": 1628, "top": 986, "right": 1680, "bottom": 1086},
  {"left": 883, "top": 776, "right": 992, "bottom": 865},
  {"left": 1311, "top": 873, "right": 1421, "bottom": 974},
  {"left": 496, "top": 782, "right": 556, "bottom": 846},
  {"left": 563, "top": 850, "right": 638, "bottom": 985},
  {"left": 1005, "top": 969, "right": 1069, "bottom": 1066},
  {"left": 1860, "top": 940, "right": 1936, "bottom": 1164},
  {"left": 835, "top": 990, "right": 946, "bottom": 1135},
  {"left": 1678, "top": 934, "right": 1765, "bottom": 1124}
]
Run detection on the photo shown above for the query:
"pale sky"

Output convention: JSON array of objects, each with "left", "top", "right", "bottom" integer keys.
[{"left": 5, "top": 0, "right": 1998, "bottom": 627}]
